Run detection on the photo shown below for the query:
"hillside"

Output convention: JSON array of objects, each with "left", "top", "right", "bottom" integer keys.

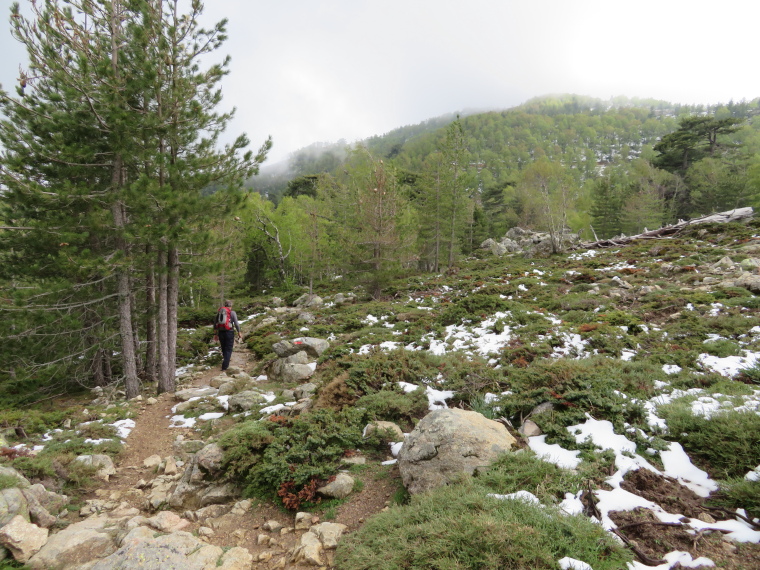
[
  {"left": 2, "top": 216, "right": 760, "bottom": 568},
  {"left": 250, "top": 94, "right": 760, "bottom": 205}
]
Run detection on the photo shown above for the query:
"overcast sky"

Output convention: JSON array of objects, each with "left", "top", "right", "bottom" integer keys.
[{"left": 1, "top": 0, "right": 758, "bottom": 164}]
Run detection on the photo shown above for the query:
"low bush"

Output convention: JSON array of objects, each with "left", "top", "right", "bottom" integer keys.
[
  {"left": 354, "top": 388, "right": 428, "bottom": 427},
  {"left": 657, "top": 404, "right": 760, "bottom": 479},
  {"left": 220, "top": 407, "right": 368, "bottom": 509},
  {"left": 334, "top": 480, "right": 631, "bottom": 570},
  {"left": 709, "top": 478, "right": 760, "bottom": 520}
]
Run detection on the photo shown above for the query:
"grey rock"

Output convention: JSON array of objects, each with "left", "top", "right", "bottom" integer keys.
[
  {"left": 76, "top": 455, "right": 116, "bottom": 482},
  {"left": 398, "top": 408, "right": 516, "bottom": 495},
  {"left": 271, "top": 340, "right": 303, "bottom": 358},
  {"left": 294, "top": 383, "right": 317, "bottom": 399},
  {"left": 317, "top": 473, "right": 354, "bottom": 499},
  {"left": 291, "top": 531, "right": 323, "bottom": 566},
  {"left": 741, "top": 257, "right": 760, "bottom": 271},
  {"left": 172, "top": 438, "right": 205, "bottom": 457},
  {"left": 209, "top": 375, "right": 230, "bottom": 388},
  {"left": 174, "top": 386, "right": 218, "bottom": 401},
  {"left": 281, "top": 351, "right": 310, "bottom": 365},
  {"left": 713, "top": 256, "right": 735, "bottom": 269},
  {"left": 518, "top": 420, "right": 542, "bottom": 437},
  {"left": 27, "top": 514, "right": 118, "bottom": 570},
  {"left": 217, "top": 382, "right": 238, "bottom": 397},
  {"left": 0, "top": 467, "right": 30, "bottom": 489},
  {"left": 295, "top": 512, "right": 315, "bottom": 530},
  {"left": 0, "top": 488, "right": 29, "bottom": 526},
  {"left": 20, "top": 489, "right": 56, "bottom": 529},
  {"left": 269, "top": 362, "right": 314, "bottom": 383},
  {"left": 195, "top": 444, "right": 223, "bottom": 476},
  {"left": 735, "top": 272, "right": 760, "bottom": 293},
  {"left": 143, "top": 454, "right": 162, "bottom": 469},
  {"left": 200, "top": 484, "right": 237, "bottom": 507},
  {"left": 228, "top": 390, "right": 265, "bottom": 412},
  {"left": 363, "top": 421, "right": 404, "bottom": 440},
  {"left": 23, "top": 485, "right": 67, "bottom": 518},
  {"left": 297, "top": 312, "right": 315, "bottom": 323},
  {"left": 293, "top": 294, "right": 323, "bottom": 309},
  {"left": 293, "top": 337, "right": 330, "bottom": 357},
  {"left": 0, "top": 515, "right": 48, "bottom": 563},
  {"left": 281, "top": 389, "right": 296, "bottom": 401},
  {"left": 310, "top": 522, "right": 347, "bottom": 549}
]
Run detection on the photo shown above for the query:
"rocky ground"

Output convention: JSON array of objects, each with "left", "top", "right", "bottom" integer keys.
[{"left": 74, "top": 346, "right": 400, "bottom": 569}]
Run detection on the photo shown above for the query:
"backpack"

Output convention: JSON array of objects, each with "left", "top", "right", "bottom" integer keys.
[{"left": 215, "top": 306, "right": 233, "bottom": 331}]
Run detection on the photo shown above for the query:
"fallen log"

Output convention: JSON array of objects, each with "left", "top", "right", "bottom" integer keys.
[{"left": 578, "top": 207, "right": 754, "bottom": 250}]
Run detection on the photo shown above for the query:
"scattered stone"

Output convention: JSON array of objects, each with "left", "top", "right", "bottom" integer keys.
[
  {"left": 164, "top": 456, "right": 179, "bottom": 476},
  {"left": 295, "top": 512, "right": 314, "bottom": 530},
  {"left": 143, "top": 454, "right": 162, "bottom": 469},
  {"left": 317, "top": 473, "right": 354, "bottom": 499},
  {"left": 174, "top": 386, "right": 218, "bottom": 401},
  {"left": 294, "top": 383, "right": 317, "bottom": 399},
  {"left": 311, "top": 522, "right": 347, "bottom": 549},
  {"left": 263, "top": 520, "right": 285, "bottom": 532},
  {"left": 518, "top": 420, "right": 542, "bottom": 437},
  {"left": 146, "top": 511, "right": 190, "bottom": 533},
  {"left": 291, "top": 531, "right": 324, "bottom": 566},
  {"left": 146, "top": 397, "right": 158, "bottom": 405}
]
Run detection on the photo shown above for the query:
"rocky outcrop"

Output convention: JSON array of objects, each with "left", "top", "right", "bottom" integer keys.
[
  {"left": 481, "top": 227, "right": 580, "bottom": 257},
  {"left": 0, "top": 515, "right": 48, "bottom": 563},
  {"left": 398, "top": 408, "right": 517, "bottom": 495}
]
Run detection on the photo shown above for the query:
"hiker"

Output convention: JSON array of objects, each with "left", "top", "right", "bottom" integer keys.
[{"left": 214, "top": 299, "right": 243, "bottom": 371}]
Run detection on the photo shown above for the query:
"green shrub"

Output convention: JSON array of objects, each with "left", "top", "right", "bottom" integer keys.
[
  {"left": 355, "top": 388, "right": 428, "bottom": 426},
  {"left": 245, "top": 324, "right": 280, "bottom": 359},
  {"left": 657, "top": 404, "right": 760, "bottom": 479},
  {"left": 709, "top": 478, "right": 760, "bottom": 520},
  {"left": 221, "top": 408, "right": 368, "bottom": 508},
  {"left": 334, "top": 481, "right": 631, "bottom": 570},
  {"left": 437, "top": 294, "right": 509, "bottom": 326},
  {"left": 702, "top": 339, "right": 742, "bottom": 358}
]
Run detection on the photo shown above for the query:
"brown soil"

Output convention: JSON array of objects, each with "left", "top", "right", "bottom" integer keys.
[
  {"left": 91, "top": 344, "right": 401, "bottom": 569},
  {"left": 620, "top": 468, "right": 705, "bottom": 519}
]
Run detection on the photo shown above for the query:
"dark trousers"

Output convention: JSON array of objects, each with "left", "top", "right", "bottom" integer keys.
[{"left": 219, "top": 330, "right": 235, "bottom": 370}]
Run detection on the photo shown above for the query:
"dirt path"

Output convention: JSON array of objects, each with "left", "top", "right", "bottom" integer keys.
[{"left": 91, "top": 342, "right": 400, "bottom": 568}]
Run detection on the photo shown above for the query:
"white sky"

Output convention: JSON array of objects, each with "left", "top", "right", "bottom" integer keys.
[{"left": 1, "top": 0, "right": 758, "bottom": 163}]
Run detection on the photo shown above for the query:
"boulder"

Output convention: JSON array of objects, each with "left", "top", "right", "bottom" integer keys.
[
  {"left": 199, "top": 484, "right": 237, "bottom": 507},
  {"left": 735, "top": 272, "right": 760, "bottom": 293},
  {"left": 0, "top": 515, "right": 48, "bottom": 563},
  {"left": 0, "top": 467, "right": 30, "bottom": 489},
  {"left": 398, "top": 408, "right": 516, "bottom": 495},
  {"left": 293, "top": 294, "right": 323, "bottom": 309},
  {"left": 269, "top": 362, "right": 314, "bottom": 384},
  {"left": 293, "top": 337, "right": 330, "bottom": 358},
  {"left": 280, "top": 351, "right": 310, "bottom": 365},
  {"left": 271, "top": 340, "right": 303, "bottom": 358},
  {"left": 20, "top": 489, "right": 56, "bottom": 529},
  {"left": 23, "top": 485, "right": 67, "bottom": 518},
  {"left": 740, "top": 257, "right": 760, "bottom": 271}
]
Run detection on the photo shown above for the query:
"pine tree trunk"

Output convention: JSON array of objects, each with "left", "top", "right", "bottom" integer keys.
[
  {"left": 165, "top": 245, "right": 179, "bottom": 393},
  {"left": 157, "top": 246, "right": 171, "bottom": 394},
  {"left": 144, "top": 244, "right": 157, "bottom": 384}
]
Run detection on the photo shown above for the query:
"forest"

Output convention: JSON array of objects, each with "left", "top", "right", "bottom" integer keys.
[{"left": 1, "top": 0, "right": 759, "bottom": 404}]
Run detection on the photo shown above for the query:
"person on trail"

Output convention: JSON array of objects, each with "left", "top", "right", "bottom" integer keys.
[{"left": 214, "top": 299, "right": 242, "bottom": 371}]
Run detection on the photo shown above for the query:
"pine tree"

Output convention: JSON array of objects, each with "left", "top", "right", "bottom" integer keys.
[{"left": 0, "top": 0, "right": 269, "bottom": 399}]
